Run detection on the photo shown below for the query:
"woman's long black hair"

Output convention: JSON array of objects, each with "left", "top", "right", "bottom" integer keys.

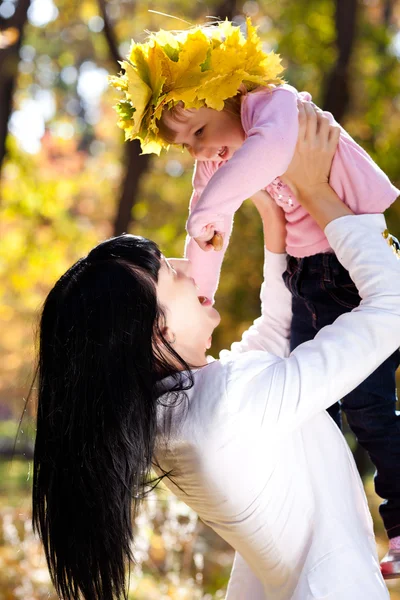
[{"left": 32, "top": 234, "right": 193, "bottom": 599}]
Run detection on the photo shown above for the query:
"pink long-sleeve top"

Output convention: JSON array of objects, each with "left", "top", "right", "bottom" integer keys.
[{"left": 185, "top": 84, "right": 399, "bottom": 301}]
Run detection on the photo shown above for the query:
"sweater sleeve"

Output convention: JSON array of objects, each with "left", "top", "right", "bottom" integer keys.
[
  {"left": 184, "top": 160, "right": 235, "bottom": 300},
  {"left": 225, "top": 214, "right": 400, "bottom": 436},
  {"left": 226, "top": 553, "right": 266, "bottom": 600},
  {"left": 186, "top": 88, "right": 299, "bottom": 238},
  {"left": 222, "top": 250, "right": 292, "bottom": 358}
]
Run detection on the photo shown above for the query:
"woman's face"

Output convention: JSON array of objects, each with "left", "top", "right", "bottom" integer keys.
[{"left": 156, "top": 257, "right": 220, "bottom": 365}]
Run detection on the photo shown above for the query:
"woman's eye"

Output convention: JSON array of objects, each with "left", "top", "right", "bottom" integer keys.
[{"left": 194, "top": 127, "right": 203, "bottom": 137}]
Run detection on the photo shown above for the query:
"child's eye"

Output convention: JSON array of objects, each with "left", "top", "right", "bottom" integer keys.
[{"left": 194, "top": 127, "right": 204, "bottom": 137}]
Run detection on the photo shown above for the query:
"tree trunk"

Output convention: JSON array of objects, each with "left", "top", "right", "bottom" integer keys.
[
  {"left": 97, "top": 0, "right": 152, "bottom": 236},
  {"left": 0, "top": 0, "right": 31, "bottom": 176},
  {"left": 383, "top": 0, "right": 393, "bottom": 27},
  {"left": 213, "top": 0, "right": 237, "bottom": 20},
  {"left": 322, "top": 0, "right": 357, "bottom": 122},
  {"left": 113, "top": 142, "right": 151, "bottom": 235}
]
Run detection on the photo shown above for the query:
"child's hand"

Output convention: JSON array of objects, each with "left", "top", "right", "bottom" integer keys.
[{"left": 194, "top": 224, "right": 224, "bottom": 252}]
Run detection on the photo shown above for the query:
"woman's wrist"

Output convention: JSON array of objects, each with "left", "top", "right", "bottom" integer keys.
[
  {"left": 297, "top": 183, "right": 353, "bottom": 230},
  {"left": 250, "top": 190, "right": 286, "bottom": 254}
]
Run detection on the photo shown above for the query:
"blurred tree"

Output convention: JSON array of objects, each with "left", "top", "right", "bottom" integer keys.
[
  {"left": 0, "top": 0, "right": 31, "bottom": 175},
  {"left": 322, "top": 0, "right": 357, "bottom": 120}
]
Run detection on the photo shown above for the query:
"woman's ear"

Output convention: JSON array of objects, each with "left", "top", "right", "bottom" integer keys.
[{"left": 160, "top": 325, "right": 176, "bottom": 346}]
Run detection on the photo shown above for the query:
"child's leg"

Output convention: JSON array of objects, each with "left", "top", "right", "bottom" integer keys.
[
  {"left": 341, "top": 349, "right": 400, "bottom": 538},
  {"left": 284, "top": 252, "right": 400, "bottom": 539},
  {"left": 284, "top": 255, "right": 342, "bottom": 427}
]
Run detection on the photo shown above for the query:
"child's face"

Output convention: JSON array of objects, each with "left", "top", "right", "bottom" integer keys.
[{"left": 163, "top": 106, "right": 245, "bottom": 162}]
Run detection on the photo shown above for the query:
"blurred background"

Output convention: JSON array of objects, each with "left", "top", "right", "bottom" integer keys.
[{"left": 1, "top": 0, "right": 400, "bottom": 597}]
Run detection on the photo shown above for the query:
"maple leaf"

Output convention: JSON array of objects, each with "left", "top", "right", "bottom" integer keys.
[
  {"left": 198, "top": 71, "right": 247, "bottom": 110},
  {"left": 129, "top": 42, "right": 151, "bottom": 87},
  {"left": 121, "top": 61, "right": 152, "bottom": 136},
  {"left": 146, "top": 44, "right": 167, "bottom": 105},
  {"left": 161, "top": 30, "right": 209, "bottom": 99}
]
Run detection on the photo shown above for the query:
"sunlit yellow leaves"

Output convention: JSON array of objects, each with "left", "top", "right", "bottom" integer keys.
[
  {"left": 121, "top": 61, "right": 152, "bottom": 136},
  {"left": 162, "top": 31, "right": 209, "bottom": 100},
  {"left": 129, "top": 43, "right": 152, "bottom": 87},
  {"left": 198, "top": 72, "right": 246, "bottom": 110}
]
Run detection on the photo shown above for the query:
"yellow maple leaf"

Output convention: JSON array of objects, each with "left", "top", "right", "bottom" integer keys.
[
  {"left": 141, "top": 139, "right": 163, "bottom": 155},
  {"left": 129, "top": 42, "right": 151, "bottom": 87},
  {"left": 198, "top": 71, "right": 247, "bottom": 110},
  {"left": 261, "top": 51, "right": 284, "bottom": 79},
  {"left": 161, "top": 30, "right": 209, "bottom": 95},
  {"left": 146, "top": 43, "right": 167, "bottom": 104},
  {"left": 207, "top": 42, "right": 241, "bottom": 78},
  {"left": 121, "top": 61, "right": 152, "bottom": 136},
  {"left": 149, "top": 29, "right": 180, "bottom": 61}
]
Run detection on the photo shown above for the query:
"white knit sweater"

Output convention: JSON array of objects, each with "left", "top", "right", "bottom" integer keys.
[{"left": 155, "top": 214, "right": 399, "bottom": 599}]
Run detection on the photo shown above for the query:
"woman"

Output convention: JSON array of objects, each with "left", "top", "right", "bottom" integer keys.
[{"left": 32, "top": 104, "right": 400, "bottom": 600}]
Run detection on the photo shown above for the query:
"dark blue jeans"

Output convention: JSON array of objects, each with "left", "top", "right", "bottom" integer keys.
[{"left": 283, "top": 251, "right": 400, "bottom": 539}]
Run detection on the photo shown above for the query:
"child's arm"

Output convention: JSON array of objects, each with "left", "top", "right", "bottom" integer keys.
[
  {"left": 226, "top": 552, "right": 266, "bottom": 600},
  {"left": 186, "top": 87, "right": 299, "bottom": 241},
  {"left": 184, "top": 160, "right": 232, "bottom": 301}
]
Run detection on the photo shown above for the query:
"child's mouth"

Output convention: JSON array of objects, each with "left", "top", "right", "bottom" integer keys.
[{"left": 217, "top": 146, "right": 228, "bottom": 159}]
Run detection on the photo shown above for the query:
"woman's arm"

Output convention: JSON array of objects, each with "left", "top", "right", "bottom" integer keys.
[
  {"left": 226, "top": 212, "right": 400, "bottom": 436},
  {"left": 225, "top": 103, "right": 400, "bottom": 435},
  {"left": 250, "top": 190, "right": 286, "bottom": 254},
  {"left": 226, "top": 190, "right": 292, "bottom": 358},
  {"left": 226, "top": 552, "right": 266, "bottom": 600},
  {"left": 281, "top": 101, "right": 351, "bottom": 228}
]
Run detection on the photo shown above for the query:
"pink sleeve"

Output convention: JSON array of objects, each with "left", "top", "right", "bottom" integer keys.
[
  {"left": 186, "top": 88, "right": 300, "bottom": 238},
  {"left": 185, "top": 160, "right": 234, "bottom": 301}
]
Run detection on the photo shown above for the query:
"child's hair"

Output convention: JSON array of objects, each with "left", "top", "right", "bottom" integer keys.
[{"left": 157, "top": 85, "right": 247, "bottom": 146}]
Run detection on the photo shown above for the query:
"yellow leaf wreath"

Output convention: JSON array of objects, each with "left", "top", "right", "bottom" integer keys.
[{"left": 109, "top": 18, "right": 285, "bottom": 155}]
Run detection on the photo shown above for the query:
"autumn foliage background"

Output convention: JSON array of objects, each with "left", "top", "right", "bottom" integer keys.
[{"left": 1, "top": 0, "right": 400, "bottom": 598}]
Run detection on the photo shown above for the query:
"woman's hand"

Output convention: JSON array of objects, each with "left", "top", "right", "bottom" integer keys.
[
  {"left": 250, "top": 190, "right": 286, "bottom": 254},
  {"left": 281, "top": 101, "right": 353, "bottom": 230},
  {"left": 281, "top": 101, "right": 340, "bottom": 199}
]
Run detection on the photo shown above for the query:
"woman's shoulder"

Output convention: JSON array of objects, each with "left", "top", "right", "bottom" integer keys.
[
  {"left": 157, "top": 352, "right": 278, "bottom": 439},
  {"left": 192, "top": 350, "right": 281, "bottom": 421}
]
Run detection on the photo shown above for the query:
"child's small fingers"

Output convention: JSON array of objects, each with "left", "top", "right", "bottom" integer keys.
[{"left": 194, "top": 237, "right": 210, "bottom": 251}]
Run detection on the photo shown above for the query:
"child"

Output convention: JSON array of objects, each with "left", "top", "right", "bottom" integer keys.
[{"left": 110, "top": 18, "right": 400, "bottom": 576}]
